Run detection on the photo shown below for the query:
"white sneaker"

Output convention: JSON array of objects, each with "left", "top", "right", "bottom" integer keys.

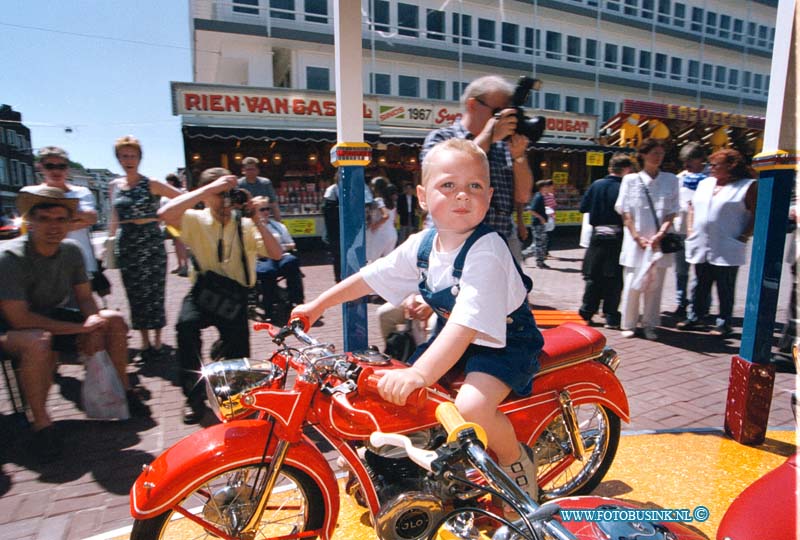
[
  {"left": 620, "top": 329, "right": 635, "bottom": 338},
  {"left": 643, "top": 327, "right": 658, "bottom": 340},
  {"left": 500, "top": 443, "right": 538, "bottom": 504}
]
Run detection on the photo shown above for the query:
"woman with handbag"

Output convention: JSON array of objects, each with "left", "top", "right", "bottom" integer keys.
[
  {"left": 109, "top": 136, "right": 181, "bottom": 359},
  {"left": 158, "top": 167, "right": 283, "bottom": 424},
  {"left": 614, "top": 138, "right": 680, "bottom": 340},
  {"left": 677, "top": 149, "right": 757, "bottom": 336}
]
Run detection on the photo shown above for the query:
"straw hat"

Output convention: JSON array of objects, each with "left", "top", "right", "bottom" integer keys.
[{"left": 16, "top": 186, "right": 78, "bottom": 217}]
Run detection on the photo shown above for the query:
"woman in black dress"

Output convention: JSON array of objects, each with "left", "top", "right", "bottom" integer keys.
[{"left": 109, "top": 136, "right": 181, "bottom": 357}]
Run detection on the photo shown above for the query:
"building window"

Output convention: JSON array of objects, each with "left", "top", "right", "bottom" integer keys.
[
  {"left": 398, "top": 75, "right": 420, "bottom": 97},
  {"left": 306, "top": 66, "right": 329, "bottom": 90},
  {"left": 728, "top": 69, "right": 739, "bottom": 90},
  {"left": 584, "top": 98, "right": 596, "bottom": 115},
  {"left": 544, "top": 93, "right": 561, "bottom": 110},
  {"left": 371, "top": 73, "right": 391, "bottom": 95},
  {"left": 757, "top": 25, "right": 768, "bottom": 48},
  {"left": 502, "top": 22, "right": 519, "bottom": 53},
  {"left": 747, "top": 22, "right": 756, "bottom": 46},
  {"left": 525, "top": 28, "right": 541, "bottom": 56},
  {"left": 690, "top": 6, "right": 703, "bottom": 32},
  {"left": 654, "top": 53, "right": 667, "bottom": 78},
  {"left": 567, "top": 36, "right": 581, "bottom": 62},
  {"left": 233, "top": 0, "right": 259, "bottom": 15},
  {"left": 304, "top": 0, "right": 327, "bottom": 23},
  {"left": 25, "top": 164, "right": 33, "bottom": 185},
  {"left": 621, "top": 46, "right": 635, "bottom": 72},
  {"left": 714, "top": 66, "right": 726, "bottom": 88},
  {"left": 604, "top": 43, "right": 618, "bottom": 69},
  {"left": 426, "top": 9, "right": 444, "bottom": 40},
  {"left": 753, "top": 73, "right": 763, "bottom": 94},
  {"left": 673, "top": 2, "right": 685, "bottom": 26},
  {"left": 641, "top": 0, "right": 654, "bottom": 19},
  {"left": 565, "top": 96, "right": 580, "bottom": 113},
  {"left": 733, "top": 18, "right": 744, "bottom": 41},
  {"left": 427, "top": 79, "right": 445, "bottom": 99},
  {"left": 639, "top": 50, "right": 651, "bottom": 75},
  {"left": 602, "top": 100, "right": 617, "bottom": 121},
  {"left": 688, "top": 60, "right": 699, "bottom": 83},
  {"left": 452, "top": 13, "right": 472, "bottom": 46},
  {"left": 0, "top": 157, "right": 7, "bottom": 185},
  {"left": 478, "top": 18, "right": 495, "bottom": 48},
  {"left": 397, "top": 3, "right": 419, "bottom": 37},
  {"left": 606, "top": 0, "right": 620, "bottom": 12},
  {"left": 742, "top": 71, "right": 751, "bottom": 91},
  {"left": 0, "top": 127, "right": 4, "bottom": 144},
  {"left": 9, "top": 159, "right": 18, "bottom": 186},
  {"left": 719, "top": 14, "right": 730, "bottom": 39},
  {"left": 270, "top": 0, "right": 294, "bottom": 20},
  {"left": 546, "top": 31, "right": 562, "bottom": 60},
  {"left": 452, "top": 81, "right": 467, "bottom": 101},
  {"left": 371, "top": 0, "right": 389, "bottom": 32},
  {"left": 705, "top": 11, "right": 717, "bottom": 35},
  {"left": 585, "top": 39, "right": 597, "bottom": 66},
  {"left": 657, "top": 0, "right": 670, "bottom": 24},
  {"left": 669, "top": 57, "right": 682, "bottom": 80},
  {"left": 624, "top": 0, "right": 637, "bottom": 17},
  {"left": 702, "top": 63, "right": 713, "bottom": 85}
]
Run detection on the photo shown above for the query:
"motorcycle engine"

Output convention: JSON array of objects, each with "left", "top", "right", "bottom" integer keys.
[{"left": 375, "top": 492, "right": 446, "bottom": 540}]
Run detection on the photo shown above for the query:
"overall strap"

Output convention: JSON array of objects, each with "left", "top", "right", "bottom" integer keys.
[
  {"left": 416, "top": 227, "right": 438, "bottom": 270},
  {"left": 452, "top": 224, "right": 494, "bottom": 280}
]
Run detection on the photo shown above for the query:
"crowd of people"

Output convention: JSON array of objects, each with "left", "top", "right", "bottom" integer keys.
[{"left": 0, "top": 72, "right": 779, "bottom": 469}]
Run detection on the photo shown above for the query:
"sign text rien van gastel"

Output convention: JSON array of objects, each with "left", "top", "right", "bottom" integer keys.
[{"left": 173, "top": 85, "right": 598, "bottom": 139}]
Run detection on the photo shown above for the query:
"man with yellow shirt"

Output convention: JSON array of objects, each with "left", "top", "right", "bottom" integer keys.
[{"left": 159, "top": 167, "right": 283, "bottom": 423}]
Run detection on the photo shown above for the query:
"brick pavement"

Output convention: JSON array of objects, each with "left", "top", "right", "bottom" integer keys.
[{"left": 0, "top": 235, "right": 795, "bottom": 539}]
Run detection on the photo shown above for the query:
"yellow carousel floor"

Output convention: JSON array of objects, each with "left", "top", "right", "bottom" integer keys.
[{"left": 108, "top": 430, "right": 797, "bottom": 540}]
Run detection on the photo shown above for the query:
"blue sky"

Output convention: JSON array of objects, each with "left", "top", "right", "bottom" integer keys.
[{"left": 1, "top": 1, "right": 192, "bottom": 179}]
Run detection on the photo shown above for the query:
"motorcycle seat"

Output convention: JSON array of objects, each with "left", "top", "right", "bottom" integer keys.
[{"left": 440, "top": 323, "right": 606, "bottom": 393}]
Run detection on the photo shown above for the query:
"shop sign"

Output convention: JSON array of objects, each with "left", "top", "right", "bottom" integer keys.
[
  {"left": 622, "top": 99, "right": 765, "bottom": 130},
  {"left": 173, "top": 83, "right": 597, "bottom": 139},
  {"left": 586, "top": 152, "right": 605, "bottom": 166},
  {"left": 555, "top": 210, "right": 583, "bottom": 225},
  {"left": 284, "top": 217, "right": 317, "bottom": 236},
  {"left": 552, "top": 172, "right": 569, "bottom": 185}
]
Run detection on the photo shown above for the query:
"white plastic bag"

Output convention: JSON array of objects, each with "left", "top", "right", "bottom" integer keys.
[
  {"left": 82, "top": 351, "right": 130, "bottom": 420},
  {"left": 545, "top": 207, "right": 556, "bottom": 232},
  {"left": 579, "top": 213, "right": 593, "bottom": 248}
]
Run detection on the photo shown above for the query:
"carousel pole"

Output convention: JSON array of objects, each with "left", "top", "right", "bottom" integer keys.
[
  {"left": 725, "top": 0, "right": 798, "bottom": 444},
  {"left": 330, "top": 0, "right": 370, "bottom": 351}
]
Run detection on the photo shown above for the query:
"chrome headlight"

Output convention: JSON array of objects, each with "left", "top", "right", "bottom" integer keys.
[
  {"left": 597, "top": 347, "right": 620, "bottom": 372},
  {"left": 202, "top": 358, "right": 284, "bottom": 421}
]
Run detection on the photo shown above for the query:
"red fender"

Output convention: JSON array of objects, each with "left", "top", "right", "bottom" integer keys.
[
  {"left": 130, "top": 420, "right": 340, "bottom": 540},
  {"left": 501, "top": 361, "right": 630, "bottom": 444}
]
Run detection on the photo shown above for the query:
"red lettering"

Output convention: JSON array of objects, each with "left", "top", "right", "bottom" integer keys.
[
  {"left": 185, "top": 93, "right": 200, "bottom": 111},
  {"left": 292, "top": 99, "right": 306, "bottom": 115},
  {"left": 323, "top": 100, "right": 336, "bottom": 116},
  {"left": 435, "top": 108, "right": 461, "bottom": 125},
  {"left": 258, "top": 97, "right": 274, "bottom": 113},
  {"left": 275, "top": 98, "right": 289, "bottom": 114},
  {"left": 200, "top": 94, "right": 208, "bottom": 110},
  {"left": 209, "top": 94, "right": 223, "bottom": 112},
  {"left": 244, "top": 96, "right": 259, "bottom": 113},
  {"left": 225, "top": 95, "right": 240, "bottom": 112},
  {"left": 307, "top": 99, "right": 322, "bottom": 116}
]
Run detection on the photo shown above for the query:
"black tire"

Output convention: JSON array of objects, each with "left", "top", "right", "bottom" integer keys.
[
  {"left": 534, "top": 404, "right": 621, "bottom": 500},
  {"left": 130, "top": 462, "right": 326, "bottom": 540}
]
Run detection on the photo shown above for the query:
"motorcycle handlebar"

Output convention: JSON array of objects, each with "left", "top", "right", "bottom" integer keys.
[
  {"left": 358, "top": 369, "right": 428, "bottom": 410},
  {"left": 435, "top": 402, "right": 489, "bottom": 447}
]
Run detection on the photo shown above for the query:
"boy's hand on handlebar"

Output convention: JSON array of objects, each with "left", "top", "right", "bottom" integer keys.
[
  {"left": 290, "top": 302, "right": 322, "bottom": 327},
  {"left": 376, "top": 368, "right": 427, "bottom": 406}
]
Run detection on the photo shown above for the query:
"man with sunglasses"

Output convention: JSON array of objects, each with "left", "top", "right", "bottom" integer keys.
[
  {"left": 22, "top": 146, "right": 99, "bottom": 284},
  {"left": 159, "top": 168, "right": 283, "bottom": 424},
  {"left": 253, "top": 197, "right": 304, "bottom": 323},
  {"left": 420, "top": 75, "right": 533, "bottom": 262}
]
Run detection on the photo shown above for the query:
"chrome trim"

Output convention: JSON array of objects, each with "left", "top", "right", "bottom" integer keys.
[{"left": 597, "top": 347, "right": 620, "bottom": 372}]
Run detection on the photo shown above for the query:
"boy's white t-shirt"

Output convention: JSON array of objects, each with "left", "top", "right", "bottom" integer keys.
[{"left": 360, "top": 230, "right": 528, "bottom": 348}]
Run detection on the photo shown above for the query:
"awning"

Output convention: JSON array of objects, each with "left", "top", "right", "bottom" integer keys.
[
  {"left": 183, "top": 125, "right": 381, "bottom": 143},
  {"left": 529, "top": 141, "right": 626, "bottom": 153}
]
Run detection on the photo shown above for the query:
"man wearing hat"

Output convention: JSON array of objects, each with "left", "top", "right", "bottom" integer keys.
[{"left": 0, "top": 187, "right": 148, "bottom": 462}]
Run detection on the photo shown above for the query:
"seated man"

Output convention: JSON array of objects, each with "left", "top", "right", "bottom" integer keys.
[
  {"left": 254, "top": 197, "right": 304, "bottom": 321},
  {"left": 0, "top": 187, "right": 148, "bottom": 462}
]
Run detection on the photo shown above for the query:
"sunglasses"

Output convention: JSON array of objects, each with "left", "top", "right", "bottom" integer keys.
[
  {"left": 43, "top": 163, "right": 68, "bottom": 171},
  {"left": 258, "top": 207, "right": 270, "bottom": 213}
]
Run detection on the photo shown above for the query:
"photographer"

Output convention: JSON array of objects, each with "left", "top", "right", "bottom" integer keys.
[
  {"left": 158, "top": 168, "right": 283, "bottom": 424},
  {"left": 420, "top": 75, "right": 534, "bottom": 263}
]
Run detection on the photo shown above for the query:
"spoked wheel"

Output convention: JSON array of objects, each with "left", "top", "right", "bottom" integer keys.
[
  {"left": 534, "top": 403, "right": 620, "bottom": 500},
  {"left": 130, "top": 463, "right": 325, "bottom": 540}
]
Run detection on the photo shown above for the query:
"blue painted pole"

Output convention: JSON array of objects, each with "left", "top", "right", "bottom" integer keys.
[
  {"left": 739, "top": 169, "right": 794, "bottom": 364},
  {"left": 339, "top": 165, "right": 368, "bottom": 351}
]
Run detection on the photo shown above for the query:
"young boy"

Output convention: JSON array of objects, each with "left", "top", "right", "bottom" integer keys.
[{"left": 291, "top": 138, "right": 543, "bottom": 500}]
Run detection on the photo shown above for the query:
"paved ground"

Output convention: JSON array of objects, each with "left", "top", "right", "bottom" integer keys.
[{"left": 0, "top": 233, "right": 796, "bottom": 539}]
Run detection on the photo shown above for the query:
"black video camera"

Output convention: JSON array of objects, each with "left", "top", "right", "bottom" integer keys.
[
  {"left": 508, "top": 76, "right": 546, "bottom": 142},
  {"left": 225, "top": 188, "right": 250, "bottom": 206}
]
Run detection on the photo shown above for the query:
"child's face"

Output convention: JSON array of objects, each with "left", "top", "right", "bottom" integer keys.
[{"left": 418, "top": 150, "right": 492, "bottom": 235}]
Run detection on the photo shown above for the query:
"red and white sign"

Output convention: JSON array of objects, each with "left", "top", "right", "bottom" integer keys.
[{"left": 172, "top": 83, "right": 596, "bottom": 139}]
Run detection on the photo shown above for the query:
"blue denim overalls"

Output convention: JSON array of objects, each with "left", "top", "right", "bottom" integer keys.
[{"left": 407, "top": 224, "right": 543, "bottom": 396}]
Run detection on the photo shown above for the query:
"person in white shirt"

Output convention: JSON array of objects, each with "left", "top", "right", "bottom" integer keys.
[{"left": 254, "top": 198, "right": 304, "bottom": 321}]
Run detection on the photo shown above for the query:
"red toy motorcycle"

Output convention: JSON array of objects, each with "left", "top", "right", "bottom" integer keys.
[{"left": 130, "top": 319, "right": 632, "bottom": 540}]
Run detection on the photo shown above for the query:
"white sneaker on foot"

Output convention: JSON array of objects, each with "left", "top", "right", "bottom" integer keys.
[
  {"left": 500, "top": 443, "right": 538, "bottom": 504},
  {"left": 620, "top": 329, "right": 635, "bottom": 338}
]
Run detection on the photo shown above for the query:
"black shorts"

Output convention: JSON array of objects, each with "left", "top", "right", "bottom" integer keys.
[{"left": 51, "top": 308, "right": 86, "bottom": 353}]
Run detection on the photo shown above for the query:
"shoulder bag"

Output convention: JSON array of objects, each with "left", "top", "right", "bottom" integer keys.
[{"left": 639, "top": 175, "right": 683, "bottom": 254}]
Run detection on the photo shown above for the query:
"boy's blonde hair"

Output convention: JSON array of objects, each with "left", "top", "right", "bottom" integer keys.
[
  {"left": 421, "top": 139, "right": 489, "bottom": 186},
  {"left": 198, "top": 167, "right": 231, "bottom": 187}
]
